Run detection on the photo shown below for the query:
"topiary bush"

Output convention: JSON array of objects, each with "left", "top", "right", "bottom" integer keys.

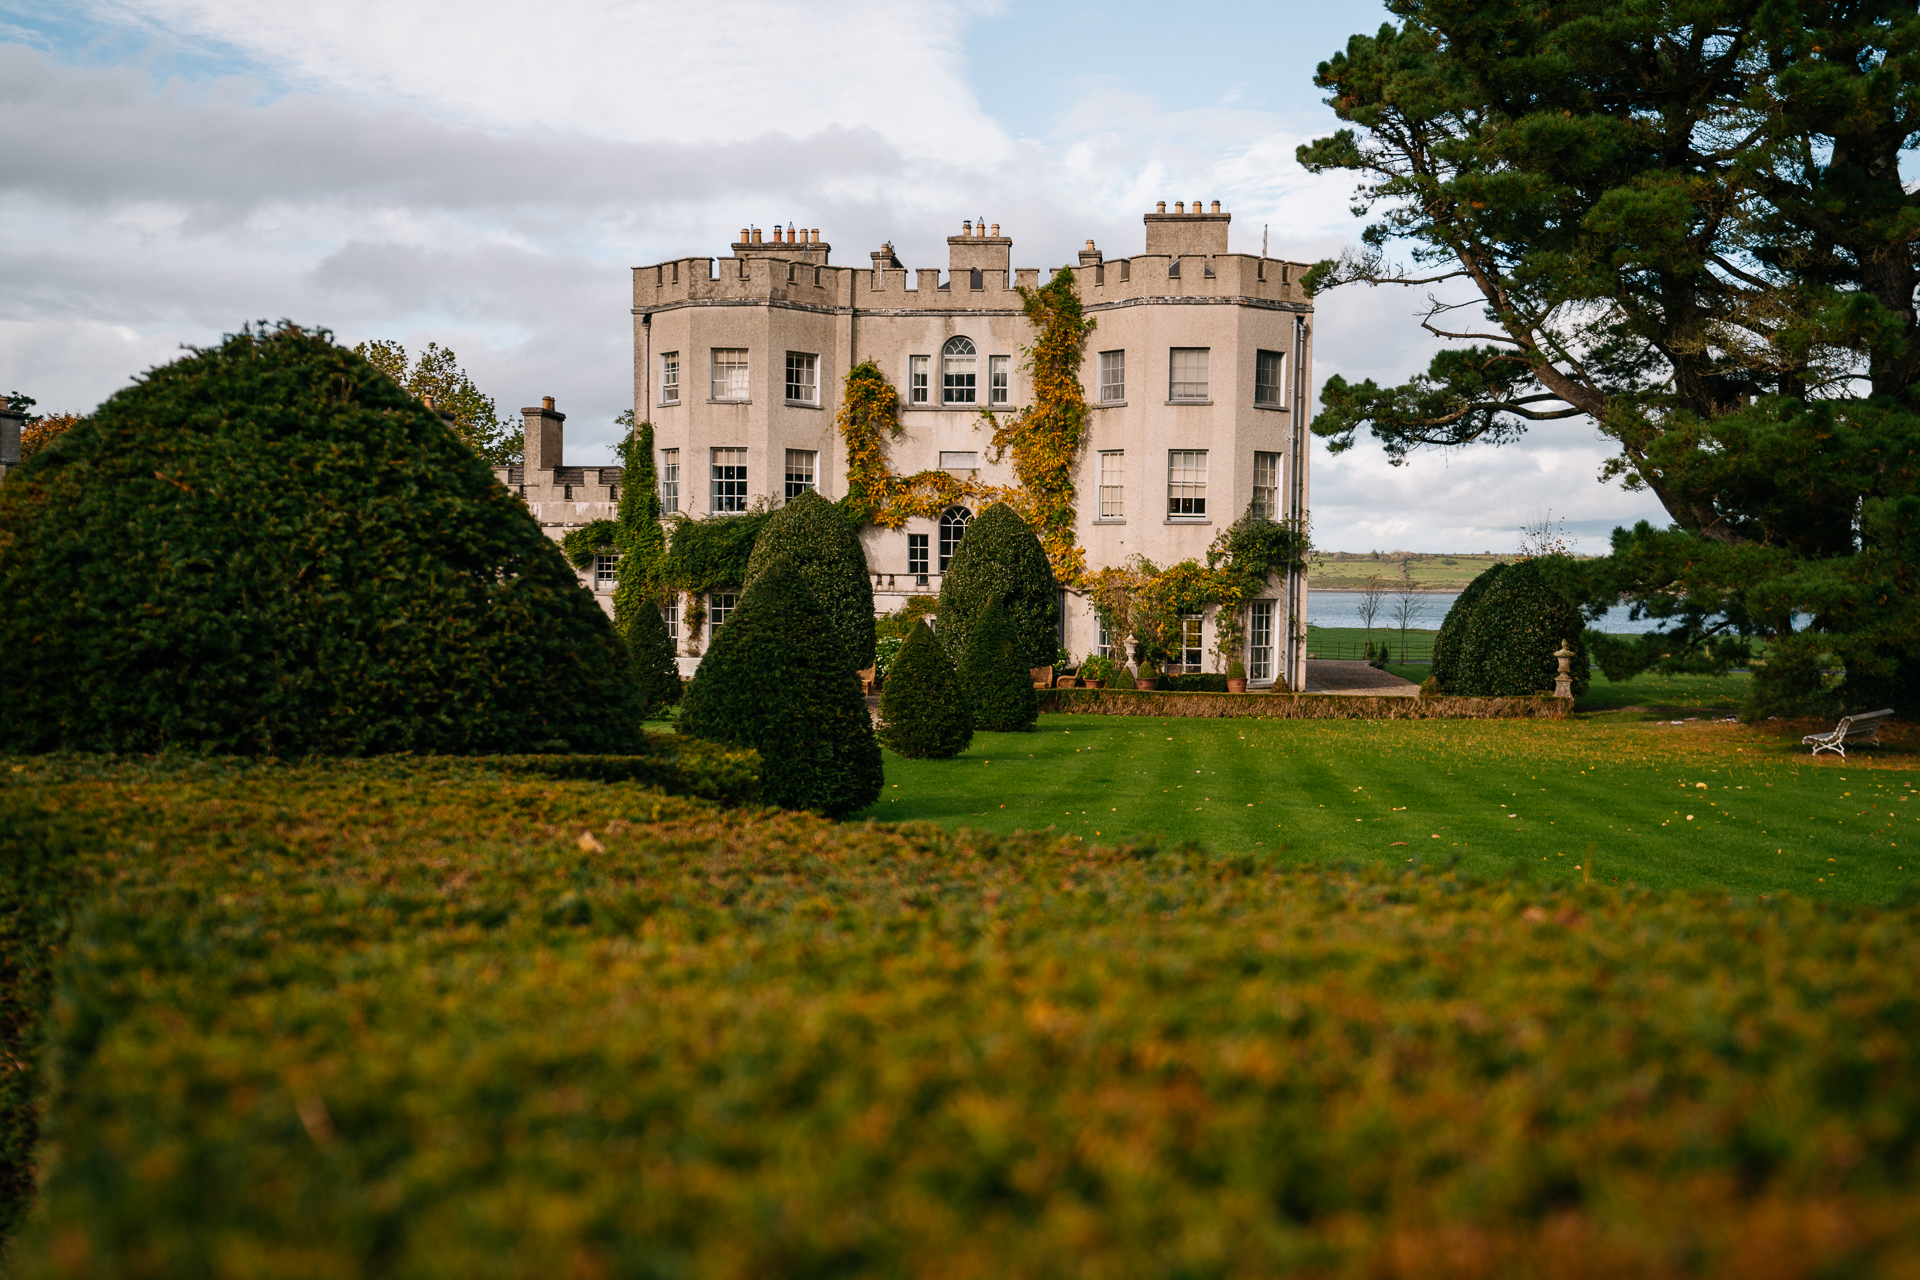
[
  {"left": 744, "top": 490, "right": 876, "bottom": 672},
  {"left": 877, "top": 620, "right": 973, "bottom": 759},
  {"left": 626, "top": 598, "right": 682, "bottom": 718},
  {"left": 1456, "top": 559, "right": 1589, "bottom": 697},
  {"left": 0, "top": 324, "right": 644, "bottom": 755},
  {"left": 676, "top": 556, "right": 883, "bottom": 816},
  {"left": 937, "top": 502, "right": 1057, "bottom": 669},
  {"left": 1430, "top": 562, "right": 1506, "bottom": 694},
  {"left": 957, "top": 596, "right": 1038, "bottom": 732}
]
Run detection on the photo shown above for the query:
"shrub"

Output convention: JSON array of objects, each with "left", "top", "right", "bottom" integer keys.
[
  {"left": 877, "top": 620, "right": 973, "bottom": 759},
  {"left": 1162, "top": 673, "right": 1230, "bottom": 693},
  {"left": 1079, "top": 654, "right": 1117, "bottom": 685},
  {"left": 0, "top": 324, "right": 644, "bottom": 755},
  {"left": 677, "top": 556, "right": 882, "bottom": 816},
  {"left": 956, "top": 596, "right": 1038, "bottom": 732},
  {"left": 937, "top": 502, "right": 1057, "bottom": 669},
  {"left": 1457, "top": 560, "right": 1590, "bottom": 697},
  {"left": 744, "top": 490, "right": 875, "bottom": 672},
  {"left": 1430, "top": 562, "right": 1506, "bottom": 694},
  {"left": 626, "top": 598, "right": 682, "bottom": 717}
]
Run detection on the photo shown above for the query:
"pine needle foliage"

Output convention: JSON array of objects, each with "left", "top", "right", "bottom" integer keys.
[
  {"left": 676, "top": 556, "right": 882, "bottom": 816},
  {"left": 1430, "top": 563, "right": 1506, "bottom": 695},
  {"left": 1458, "top": 560, "right": 1590, "bottom": 698},
  {"left": 878, "top": 619, "right": 973, "bottom": 759},
  {"left": 957, "top": 596, "right": 1038, "bottom": 732},
  {"left": 0, "top": 323, "right": 644, "bottom": 755},
  {"left": 938, "top": 502, "right": 1057, "bottom": 670},
  {"left": 744, "top": 489, "right": 876, "bottom": 672}
]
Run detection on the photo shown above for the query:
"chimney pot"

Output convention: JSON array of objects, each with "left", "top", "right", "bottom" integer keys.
[
  {"left": 990, "top": 223, "right": 999, "bottom": 237},
  {"left": 1211, "top": 200, "right": 1221, "bottom": 213},
  {"left": 963, "top": 220, "right": 972, "bottom": 234},
  {"left": 1175, "top": 201, "right": 1185, "bottom": 213},
  {"left": 739, "top": 227, "right": 748, "bottom": 242},
  {"left": 1086, "top": 239, "right": 1095, "bottom": 249},
  {"left": 1193, "top": 197, "right": 1202, "bottom": 212},
  {"left": 811, "top": 228, "right": 820, "bottom": 243},
  {"left": 752, "top": 228, "right": 763, "bottom": 243},
  {"left": 542, "top": 396, "right": 555, "bottom": 411},
  {"left": 1156, "top": 201, "right": 1166, "bottom": 213}
]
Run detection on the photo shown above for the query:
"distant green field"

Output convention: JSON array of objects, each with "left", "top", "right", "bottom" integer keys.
[{"left": 1308, "top": 552, "right": 1509, "bottom": 591}]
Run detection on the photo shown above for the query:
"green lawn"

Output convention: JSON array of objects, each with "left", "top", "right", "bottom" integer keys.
[
  {"left": 1307, "top": 624, "right": 1437, "bottom": 661},
  {"left": 856, "top": 712, "right": 1919, "bottom": 904}
]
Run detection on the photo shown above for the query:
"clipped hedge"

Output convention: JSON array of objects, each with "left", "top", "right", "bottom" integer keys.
[
  {"left": 625, "top": 598, "right": 682, "bottom": 717},
  {"left": 744, "top": 490, "right": 876, "bottom": 671},
  {"left": 1161, "top": 672, "right": 1230, "bottom": 693},
  {"left": 1430, "top": 561, "right": 1505, "bottom": 694},
  {"left": 1039, "top": 688, "right": 1570, "bottom": 720},
  {"left": 958, "top": 595, "right": 1038, "bottom": 732},
  {"left": 937, "top": 502, "right": 1057, "bottom": 669},
  {"left": 878, "top": 619, "right": 973, "bottom": 759},
  {"left": 677, "top": 556, "right": 883, "bottom": 817},
  {"left": 1459, "top": 559, "right": 1591, "bottom": 698},
  {"left": 0, "top": 324, "right": 644, "bottom": 756}
]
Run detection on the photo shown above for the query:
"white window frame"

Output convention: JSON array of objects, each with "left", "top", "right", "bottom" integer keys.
[
  {"left": 1097, "top": 450, "right": 1124, "bottom": 520},
  {"left": 942, "top": 336, "right": 977, "bottom": 405},
  {"left": 660, "top": 447, "right": 680, "bottom": 514},
  {"left": 784, "top": 448, "right": 817, "bottom": 499},
  {"left": 710, "top": 447, "right": 747, "bottom": 513},
  {"left": 907, "top": 532, "right": 928, "bottom": 583},
  {"left": 785, "top": 351, "right": 818, "bottom": 405},
  {"left": 659, "top": 351, "right": 680, "bottom": 405},
  {"left": 989, "top": 354, "right": 1010, "bottom": 406},
  {"left": 1253, "top": 451, "right": 1281, "bottom": 520},
  {"left": 1255, "top": 349, "right": 1286, "bottom": 407},
  {"left": 1098, "top": 350, "right": 1125, "bottom": 403},
  {"left": 1098, "top": 620, "right": 1113, "bottom": 661},
  {"left": 709, "top": 591, "right": 738, "bottom": 638},
  {"left": 593, "top": 553, "right": 618, "bottom": 592},
  {"left": 1248, "top": 599, "right": 1275, "bottom": 681},
  {"left": 938, "top": 505, "right": 971, "bottom": 571},
  {"left": 710, "top": 349, "right": 749, "bottom": 402},
  {"left": 1169, "top": 347, "right": 1210, "bottom": 401},
  {"left": 664, "top": 595, "right": 680, "bottom": 646},
  {"left": 1167, "top": 449, "right": 1208, "bottom": 518},
  {"left": 909, "top": 355, "right": 930, "bottom": 405},
  {"left": 1178, "top": 613, "right": 1204, "bottom": 672}
]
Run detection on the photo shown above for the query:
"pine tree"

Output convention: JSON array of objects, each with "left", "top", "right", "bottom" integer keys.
[
  {"left": 878, "top": 619, "right": 973, "bottom": 759},
  {"left": 937, "top": 502, "right": 1057, "bottom": 670},
  {"left": 744, "top": 489, "right": 875, "bottom": 672},
  {"left": 677, "top": 556, "right": 883, "bottom": 816},
  {"left": 957, "top": 595, "right": 1038, "bottom": 732}
]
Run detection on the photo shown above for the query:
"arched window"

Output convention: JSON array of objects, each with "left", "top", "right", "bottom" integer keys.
[
  {"left": 938, "top": 505, "right": 972, "bottom": 571},
  {"left": 942, "top": 336, "right": 977, "bottom": 405}
]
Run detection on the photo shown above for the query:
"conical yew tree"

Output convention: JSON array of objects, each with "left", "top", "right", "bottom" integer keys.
[
  {"left": 744, "top": 489, "right": 876, "bottom": 672},
  {"left": 957, "top": 595, "right": 1038, "bottom": 732},
  {"left": 626, "top": 597, "right": 682, "bottom": 718},
  {"left": 878, "top": 619, "right": 973, "bottom": 759},
  {"left": 677, "top": 555, "right": 883, "bottom": 816}
]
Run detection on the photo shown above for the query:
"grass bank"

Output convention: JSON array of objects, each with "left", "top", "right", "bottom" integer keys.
[{"left": 4, "top": 756, "right": 1920, "bottom": 1276}]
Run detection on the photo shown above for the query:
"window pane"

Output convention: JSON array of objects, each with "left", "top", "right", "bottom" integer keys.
[
  {"left": 1167, "top": 449, "right": 1207, "bottom": 517},
  {"left": 1169, "top": 347, "right": 1210, "bottom": 400},
  {"left": 1179, "top": 614, "right": 1203, "bottom": 671},
  {"left": 660, "top": 352, "right": 680, "bottom": 403},
  {"left": 1099, "top": 350, "right": 1125, "bottom": 402},
  {"left": 1249, "top": 600, "right": 1274, "bottom": 681},
  {"left": 660, "top": 448, "right": 680, "bottom": 513},
  {"left": 709, "top": 592, "right": 737, "bottom": 638},
  {"left": 710, "top": 447, "right": 747, "bottom": 512},
  {"left": 989, "top": 355, "right": 1010, "bottom": 406},
  {"left": 909, "top": 355, "right": 929, "bottom": 404},
  {"left": 1256, "top": 350, "right": 1285, "bottom": 406},
  {"left": 710, "top": 349, "right": 749, "bottom": 400},
  {"left": 663, "top": 596, "right": 680, "bottom": 645},
  {"left": 1253, "top": 451, "right": 1280, "bottom": 520},
  {"left": 938, "top": 506, "right": 971, "bottom": 571},
  {"left": 1098, "top": 450, "right": 1124, "bottom": 519},
  {"left": 942, "top": 336, "right": 976, "bottom": 405},
  {"left": 594, "top": 554, "right": 618, "bottom": 591},
  {"left": 784, "top": 448, "right": 817, "bottom": 499},
  {"left": 785, "top": 352, "right": 817, "bottom": 403},
  {"left": 908, "top": 533, "right": 928, "bottom": 582}
]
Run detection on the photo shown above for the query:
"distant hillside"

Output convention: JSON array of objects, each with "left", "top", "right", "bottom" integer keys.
[{"left": 1307, "top": 552, "right": 1519, "bottom": 592}]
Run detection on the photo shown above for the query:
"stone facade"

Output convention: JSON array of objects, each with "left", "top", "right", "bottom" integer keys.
[
  {"left": 0, "top": 410, "right": 20, "bottom": 484},
  {"left": 492, "top": 397, "right": 625, "bottom": 610}
]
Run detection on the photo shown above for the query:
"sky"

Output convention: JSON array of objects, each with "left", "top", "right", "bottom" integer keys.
[{"left": 0, "top": 0, "right": 1669, "bottom": 552}]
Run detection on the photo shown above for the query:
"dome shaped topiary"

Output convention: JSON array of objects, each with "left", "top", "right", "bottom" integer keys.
[
  {"left": 627, "top": 597, "right": 683, "bottom": 718},
  {"left": 878, "top": 619, "right": 972, "bottom": 759},
  {"left": 1456, "top": 559, "right": 1589, "bottom": 697},
  {"left": 0, "top": 324, "right": 644, "bottom": 755},
  {"left": 937, "top": 502, "right": 1056, "bottom": 670},
  {"left": 677, "top": 555, "right": 883, "bottom": 816},
  {"left": 957, "top": 595, "right": 1038, "bottom": 732},
  {"left": 744, "top": 489, "right": 875, "bottom": 672},
  {"left": 1429, "top": 562, "right": 1505, "bottom": 695}
]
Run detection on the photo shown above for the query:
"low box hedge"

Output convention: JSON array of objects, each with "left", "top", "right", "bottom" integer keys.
[{"left": 1039, "top": 688, "right": 1571, "bottom": 720}]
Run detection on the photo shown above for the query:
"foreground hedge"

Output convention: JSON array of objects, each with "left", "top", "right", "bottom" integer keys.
[
  {"left": 3, "top": 760, "right": 1920, "bottom": 1276},
  {"left": 1040, "top": 687, "right": 1571, "bottom": 719}
]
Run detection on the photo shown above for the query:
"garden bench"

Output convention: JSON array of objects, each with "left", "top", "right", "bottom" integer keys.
[
  {"left": 858, "top": 666, "right": 877, "bottom": 695},
  {"left": 1802, "top": 708, "right": 1895, "bottom": 758},
  {"left": 1030, "top": 665, "right": 1053, "bottom": 690}
]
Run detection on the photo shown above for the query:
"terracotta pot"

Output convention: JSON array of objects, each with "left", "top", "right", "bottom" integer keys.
[
  {"left": 1226, "top": 678, "right": 1247, "bottom": 693},
  {"left": 1136, "top": 678, "right": 1159, "bottom": 691},
  {"left": 1084, "top": 679, "right": 1104, "bottom": 690}
]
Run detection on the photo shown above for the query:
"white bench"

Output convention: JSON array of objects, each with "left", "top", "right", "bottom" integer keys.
[{"left": 1802, "top": 708, "right": 1895, "bottom": 758}]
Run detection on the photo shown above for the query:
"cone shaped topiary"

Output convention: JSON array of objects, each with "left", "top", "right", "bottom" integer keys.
[
  {"left": 878, "top": 619, "right": 973, "bottom": 759},
  {"left": 1457, "top": 559, "right": 1590, "bottom": 697},
  {"left": 957, "top": 595, "right": 1038, "bottom": 732},
  {"left": 677, "top": 555, "right": 883, "bottom": 816},
  {"left": 1429, "top": 562, "right": 1505, "bottom": 695},
  {"left": 744, "top": 489, "right": 875, "bottom": 672},
  {"left": 627, "top": 597, "right": 683, "bottom": 718},
  {"left": 0, "top": 324, "right": 644, "bottom": 755},
  {"left": 937, "top": 502, "right": 1057, "bottom": 670}
]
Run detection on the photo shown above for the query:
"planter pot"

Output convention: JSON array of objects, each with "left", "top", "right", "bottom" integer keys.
[
  {"left": 1226, "top": 678, "right": 1247, "bottom": 693},
  {"left": 1083, "top": 679, "right": 1104, "bottom": 690},
  {"left": 1136, "top": 678, "right": 1159, "bottom": 692}
]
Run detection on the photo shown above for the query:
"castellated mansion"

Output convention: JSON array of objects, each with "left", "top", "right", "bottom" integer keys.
[{"left": 501, "top": 202, "right": 1314, "bottom": 690}]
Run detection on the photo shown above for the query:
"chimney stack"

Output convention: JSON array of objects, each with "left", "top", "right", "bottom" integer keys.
[{"left": 523, "top": 398, "right": 566, "bottom": 473}]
